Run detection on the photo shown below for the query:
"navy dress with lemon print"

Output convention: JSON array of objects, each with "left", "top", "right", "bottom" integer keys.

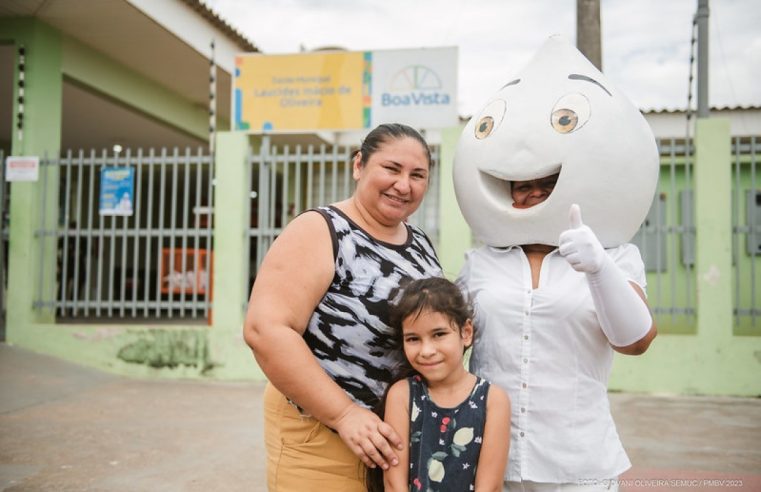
[{"left": 407, "top": 375, "right": 490, "bottom": 492}]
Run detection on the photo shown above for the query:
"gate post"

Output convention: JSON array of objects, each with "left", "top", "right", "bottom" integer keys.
[
  {"left": 4, "top": 20, "right": 63, "bottom": 341},
  {"left": 208, "top": 131, "right": 261, "bottom": 377},
  {"left": 438, "top": 125, "right": 470, "bottom": 278},
  {"left": 694, "top": 118, "right": 733, "bottom": 341}
]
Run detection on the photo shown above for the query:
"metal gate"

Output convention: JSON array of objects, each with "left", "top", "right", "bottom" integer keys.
[
  {"left": 631, "top": 136, "right": 761, "bottom": 333},
  {"left": 34, "top": 147, "right": 214, "bottom": 322},
  {"left": 244, "top": 136, "right": 440, "bottom": 296},
  {"left": 631, "top": 138, "right": 697, "bottom": 333},
  {"left": 731, "top": 136, "right": 760, "bottom": 332}
]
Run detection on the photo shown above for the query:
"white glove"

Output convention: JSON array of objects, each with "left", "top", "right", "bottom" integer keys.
[
  {"left": 558, "top": 204, "right": 652, "bottom": 347},
  {"left": 558, "top": 204, "right": 606, "bottom": 273}
]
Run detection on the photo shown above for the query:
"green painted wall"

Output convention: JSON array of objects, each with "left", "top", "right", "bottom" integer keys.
[
  {"left": 4, "top": 19, "right": 62, "bottom": 337},
  {"left": 10, "top": 322, "right": 216, "bottom": 378},
  {"left": 611, "top": 119, "right": 761, "bottom": 396},
  {"left": 207, "top": 131, "right": 263, "bottom": 379},
  {"left": 437, "top": 124, "right": 469, "bottom": 279}
]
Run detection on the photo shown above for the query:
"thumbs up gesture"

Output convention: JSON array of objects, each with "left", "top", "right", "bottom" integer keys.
[{"left": 558, "top": 204, "right": 607, "bottom": 273}]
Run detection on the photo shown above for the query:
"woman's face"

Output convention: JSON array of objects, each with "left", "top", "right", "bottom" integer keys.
[
  {"left": 511, "top": 173, "right": 559, "bottom": 209},
  {"left": 353, "top": 137, "right": 430, "bottom": 226}
]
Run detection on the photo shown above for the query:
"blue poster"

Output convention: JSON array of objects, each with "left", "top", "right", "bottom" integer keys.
[{"left": 99, "top": 167, "right": 134, "bottom": 216}]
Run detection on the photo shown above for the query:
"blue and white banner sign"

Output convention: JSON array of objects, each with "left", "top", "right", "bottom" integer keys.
[{"left": 99, "top": 167, "right": 134, "bottom": 216}]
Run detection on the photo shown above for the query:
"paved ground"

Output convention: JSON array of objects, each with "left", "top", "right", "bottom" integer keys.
[{"left": 1, "top": 343, "right": 759, "bottom": 491}]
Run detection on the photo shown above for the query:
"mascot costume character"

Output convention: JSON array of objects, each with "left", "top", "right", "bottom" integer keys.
[{"left": 455, "top": 35, "right": 659, "bottom": 490}]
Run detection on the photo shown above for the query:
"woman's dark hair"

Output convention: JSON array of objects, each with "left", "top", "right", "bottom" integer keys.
[
  {"left": 366, "top": 276, "right": 473, "bottom": 492},
  {"left": 355, "top": 123, "right": 433, "bottom": 169}
]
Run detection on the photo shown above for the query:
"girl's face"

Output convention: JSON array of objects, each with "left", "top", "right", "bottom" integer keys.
[
  {"left": 352, "top": 137, "right": 430, "bottom": 226},
  {"left": 401, "top": 309, "right": 473, "bottom": 387}
]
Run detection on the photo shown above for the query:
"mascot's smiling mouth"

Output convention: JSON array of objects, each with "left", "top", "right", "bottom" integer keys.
[{"left": 478, "top": 164, "right": 562, "bottom": 210}]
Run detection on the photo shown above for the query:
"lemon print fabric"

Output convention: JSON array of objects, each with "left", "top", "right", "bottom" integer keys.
[{"left": 407, "top": 375, "right": 490, "bottom": 491}]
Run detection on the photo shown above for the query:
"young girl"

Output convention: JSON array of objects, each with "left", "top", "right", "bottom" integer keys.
[{"left": 377, "top": 277, "right": 511, "bottom": 492}]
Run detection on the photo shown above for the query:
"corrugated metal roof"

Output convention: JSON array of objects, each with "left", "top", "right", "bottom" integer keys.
[
  {"left": 180, "top": 0, "right": 259, "bottom": 52},
  {"left": 643, "top": 104, "right": 761, "bottom": 114},
  {"left": 459, "top": 104, "right": 760, "bottom": 121}
]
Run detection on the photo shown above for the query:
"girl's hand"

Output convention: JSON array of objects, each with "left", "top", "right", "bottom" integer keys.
[{"left": 333, "top": 404, "right": 403, "bottom": 469}]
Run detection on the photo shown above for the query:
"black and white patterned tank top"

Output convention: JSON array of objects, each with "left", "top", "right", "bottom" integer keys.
[{"left": 303, "top": 205, "right": 442, "bottom": 409}]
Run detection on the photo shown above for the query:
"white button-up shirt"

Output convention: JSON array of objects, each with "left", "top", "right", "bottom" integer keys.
[{"left": 458, "top": 243, "right": 646, "bottom": 483}]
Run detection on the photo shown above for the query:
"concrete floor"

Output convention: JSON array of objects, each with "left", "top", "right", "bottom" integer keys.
[{"left": 1, "top": 343, "right": 759, "bottom": 491}]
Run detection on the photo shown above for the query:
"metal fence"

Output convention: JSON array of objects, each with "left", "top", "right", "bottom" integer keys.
[
  {"left": 732, "top": 136, "right": 760, "bottom": 331},
  {"left": 244, "top": 136, "right": 440, "bottom": 296},
  {"left": 632, "top": 136, "right": 761, "bottom": 332},
  {"left": 631, "top": 138, "right": 697, "bottom": 333},
  {"left": 23, "top": 136, "right": 758, "bottom": 328},
  {"left": 35, "top": 148, "right": 214, "bottom": 322}
]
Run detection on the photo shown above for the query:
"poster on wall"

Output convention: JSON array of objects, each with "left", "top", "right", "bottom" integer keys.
[
  {"left": 233, "top": 47, "right": 458, "bottom": 133},
  {"left": 99, "top": 167, "right": 134, "bottom": 216},
  {"left": 5, "top": 156, "right": 39, "bottom": 182}
]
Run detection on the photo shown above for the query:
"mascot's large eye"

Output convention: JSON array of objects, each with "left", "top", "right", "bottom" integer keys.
[
  {"left": 550, "top": 93, "right": 590, "bottom": 134},
  {"left": 551, "top": 109, "right": 578, "bottom": 133},
  {"left": 474, "top": 99, "right": 506, "bottom": 139}
]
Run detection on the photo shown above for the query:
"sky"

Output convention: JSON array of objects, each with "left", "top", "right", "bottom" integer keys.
[{"left": 205, "top": 0, "right": 761, "bottom": 117}]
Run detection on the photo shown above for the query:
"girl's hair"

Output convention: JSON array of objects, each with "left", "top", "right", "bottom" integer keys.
[
  {"left": 354, "top": 123, "right": 433, "bottom": 169},
  {"left": 366, "top": 276, "right": 474, "bottom": 492},
  {"left": 389, "top": 276, "right": 473, "bottom": 342}
]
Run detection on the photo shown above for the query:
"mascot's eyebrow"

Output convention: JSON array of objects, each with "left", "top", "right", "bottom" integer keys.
[
  {"left": 500, "top": 78, "right": 521, "bottom": 90},
  {"left": 568, "top": 74, "right": 612, "bottom": 96}
]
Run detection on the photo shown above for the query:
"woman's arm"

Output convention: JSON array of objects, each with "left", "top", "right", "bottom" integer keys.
[
  {"left": 558, "top": 205, "right": 656, "bottom": 354},
  {"left": 474, "top": 384, "right": 511, "bottom": 492},
  {"left": 612, "top": 282, "right": 657, "bottom": 355},
  {"left": 243, "top": 211, "right": 401, "bottom": 469},
  {"left": 383, "top": 380, "right": 411, "bottom": 492}
]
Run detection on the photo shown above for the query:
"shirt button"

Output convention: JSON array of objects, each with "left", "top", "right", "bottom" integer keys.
[
  {"left": 520, "top": 432, "right": 525, "bottom": 437},
  {"left": 524, "top": 335, "right": 529, "bottom": 340},
  {"left": 522, "top": 383, "right": 527, "bottom": 388},
  {"left": 523, "top": 358, "right": 528, "bottom": 363},
  {"left": 521, "top": 407, "right": 526, "bottom": 413}
]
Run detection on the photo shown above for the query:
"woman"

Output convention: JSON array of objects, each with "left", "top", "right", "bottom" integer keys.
[
  {"left": 460, "top": 176, "right": 656, "bottom": 492},
  {"left": 453, "top": 36, "right": 661, "bottom": 491},
  {"left": 243, "top": 123, "right": 442, "bottom": 491}
]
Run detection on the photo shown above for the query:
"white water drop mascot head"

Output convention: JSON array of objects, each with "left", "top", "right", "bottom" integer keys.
[{"left": 454, "top": 35, "right": 658, "bottom": 248}]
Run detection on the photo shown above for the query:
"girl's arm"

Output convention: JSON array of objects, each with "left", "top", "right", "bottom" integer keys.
[
  {"left": 383, "top": 379, "right": 411, "bottom": 492},
  {"left": 474, "top": 384, "right": 511, "bottom": 492}
]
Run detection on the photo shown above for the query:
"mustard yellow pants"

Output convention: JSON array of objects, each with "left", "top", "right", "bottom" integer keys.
[{"left": 263, "top": 382, "right": 366, "bottom": 491}]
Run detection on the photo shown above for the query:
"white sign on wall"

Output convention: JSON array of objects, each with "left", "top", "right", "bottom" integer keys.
[
  {"left": 5, "top": 156, "right": 39, "bottom": 182},
  {"left": 370, "top": 47, "right": 459, "bottom": 130}
]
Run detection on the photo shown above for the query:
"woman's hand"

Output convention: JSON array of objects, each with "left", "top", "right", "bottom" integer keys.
[
  {"left": 558, "top": 203, "right": 606, "bottom": 273},
  {"left": 333, "top": 404, "right": 403, "bottom": 470}
]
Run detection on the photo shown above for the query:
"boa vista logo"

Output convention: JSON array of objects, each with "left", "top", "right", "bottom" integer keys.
[{"left": 381, "top": 64, "right": 452, "bottom": 107}]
